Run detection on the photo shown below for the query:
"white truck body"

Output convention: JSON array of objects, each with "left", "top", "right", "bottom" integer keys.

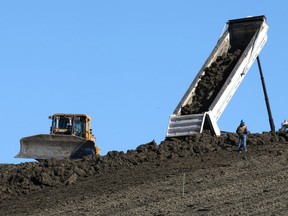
[{"left": 166, "top": 16, "right": 268, "bottom": 137}]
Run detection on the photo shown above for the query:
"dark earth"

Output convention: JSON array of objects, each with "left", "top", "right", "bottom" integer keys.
[
  {"left": 2, "top": 49, "right": 287, "bottom": 215},
  {"left": 181, "top": 49, "right": 242, "bottom": 115},
  {"left": 1, "top": 131, "right": 288, "bottom": 215}
]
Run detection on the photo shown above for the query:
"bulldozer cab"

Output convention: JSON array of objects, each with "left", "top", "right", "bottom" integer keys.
[
  {"left": 16, "top": 113, "right": 98, "bottom": 160},
  {"left": 50, "top": 114, "right": 94, "bottom": 141}
]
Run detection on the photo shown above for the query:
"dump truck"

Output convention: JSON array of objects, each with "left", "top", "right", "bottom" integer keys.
[
  {"left": 16, "top": 113, "right": 100, "bottom": 160},
  {"left": 166, "top": 15, "right": 271, "bottom": 137}
]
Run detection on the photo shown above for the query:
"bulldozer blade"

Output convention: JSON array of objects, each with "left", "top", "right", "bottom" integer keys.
[{"left": 16, "top": 134, "right": 95, "bottom": 160}]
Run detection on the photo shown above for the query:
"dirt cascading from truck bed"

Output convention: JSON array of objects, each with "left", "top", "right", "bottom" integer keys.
[{"left": 181, "top": 49, "right": 242, "bottom": 115}]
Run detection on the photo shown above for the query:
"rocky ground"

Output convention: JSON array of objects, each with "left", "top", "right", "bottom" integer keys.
[
  {"left": 1, "top": 131, "right": 288, "bottom": 215},
  {"left": 1, "top": 48, "right": 286, "bottom": 215}
]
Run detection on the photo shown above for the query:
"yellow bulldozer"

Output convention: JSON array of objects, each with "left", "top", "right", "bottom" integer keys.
[{"left": 16, "top": 113, "right": 100, "bottom": 160}]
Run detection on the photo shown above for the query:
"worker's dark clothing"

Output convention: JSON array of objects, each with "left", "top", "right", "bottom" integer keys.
[{"left": 236, "top": 124, "right": 248, "bottom": 152}]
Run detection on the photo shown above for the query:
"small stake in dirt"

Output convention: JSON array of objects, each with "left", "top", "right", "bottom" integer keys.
[{"left": 182, "top": 173, "right": 186, "bottom": 196}]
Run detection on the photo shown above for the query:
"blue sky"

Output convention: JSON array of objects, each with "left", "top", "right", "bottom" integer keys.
[{"left": 1, "top": 1, "right": 287, "bottom": 164}]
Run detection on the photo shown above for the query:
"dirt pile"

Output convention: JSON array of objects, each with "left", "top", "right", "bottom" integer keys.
[
  {"left": 181, "top": 49, "right": 242, "bottom": 115},
  {"left": 1, "top": 131, "right": 288, "bottom": 201},
  {"left": 1, "top": 131, "right": 288, "bottom": 215}
]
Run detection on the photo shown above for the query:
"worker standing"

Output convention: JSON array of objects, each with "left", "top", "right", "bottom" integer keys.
[{"left": 236, "top": 120, "right": 248, "bottom": 153}]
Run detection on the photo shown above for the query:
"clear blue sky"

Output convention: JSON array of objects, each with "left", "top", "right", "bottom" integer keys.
[{"left": 1, "top": 1, "right": 287, "bottom": 164}]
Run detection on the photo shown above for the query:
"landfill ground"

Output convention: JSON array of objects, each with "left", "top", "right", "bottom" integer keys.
[
  {"left": 2, "top": 49, "right": 286, "bottom": 215},
  {"left": 1, "top": 131, "right": 288, "bottom": 215}
]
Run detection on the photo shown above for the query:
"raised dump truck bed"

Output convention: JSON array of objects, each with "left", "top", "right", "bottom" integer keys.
[{"left": 166, "top": 16, "right": 268, "bottom": 137}]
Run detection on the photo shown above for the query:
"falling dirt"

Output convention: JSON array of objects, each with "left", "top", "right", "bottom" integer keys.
[
  {"left": 1, "top": 46, "right": 285, "bottom": 215},
  {"left": 0, "top": 46, "right": 284, "bottom": 215},
  {"left": 181, "top": 49, "right": 242, "bottom": 115},
  {"left": 1, "top": 131, "right": 288, "bottom": 215}
]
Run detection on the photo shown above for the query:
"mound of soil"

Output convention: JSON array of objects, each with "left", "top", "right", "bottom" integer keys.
[
  {"left": 1, "top": 131, "right": 288, "bottom": 215},
  {"left": 181, "top": 49, "right": 241, "bottom": 115}
]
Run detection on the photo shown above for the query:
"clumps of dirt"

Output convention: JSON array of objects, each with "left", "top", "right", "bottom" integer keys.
[
  {"left": 181, "top": 49, "right": 242, "bottom": 115},
  {"left": 1, "top": 131, "right": 288, "bottom": 200}
]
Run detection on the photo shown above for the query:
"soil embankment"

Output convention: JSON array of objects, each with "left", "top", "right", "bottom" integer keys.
[{"left": 1, "top": 131, "right": 288, "bottom": 215}]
